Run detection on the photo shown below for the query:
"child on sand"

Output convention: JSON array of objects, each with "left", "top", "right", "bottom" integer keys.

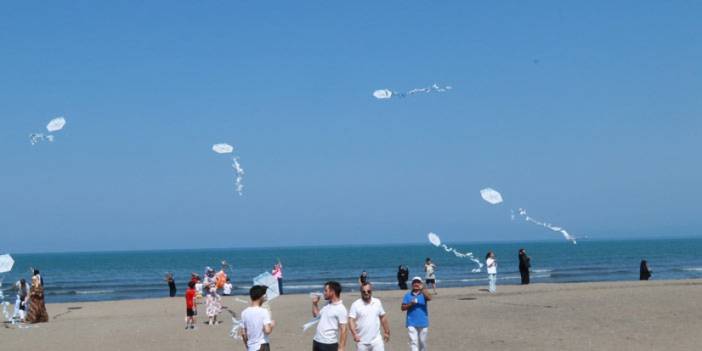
[{"left": 185, "top": 281, "right": 196, "bottom": 329}]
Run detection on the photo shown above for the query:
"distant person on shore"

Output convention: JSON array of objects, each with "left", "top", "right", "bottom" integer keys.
[
  {"left": 215, "top": 265, "right": 228, "bottom": 295},
  {"left": 640, "top": 260, "right": 652, "bottom": 280},
  {"left": 14, "top": 278, "right": 30, "bottom": 322},
  {"left": 486, "top": 251, "right": 497, "bottom": 293},
  {"left": 272, "top": 261, "right": 283, "bottom": 295},
  {"left": 312, "top": 281, "right": 348, "bottom": 351},
  {"left": 205, "top": 287, "right": 222, "bottom": 326},
  {"left": 195, "top": 278, "right": 204, "bottom": 299},
  {"left": 424, "top": 258, "right": 437, "bottom": 294},
  {"left": 348, "top": 282, "right": 390, "bottom": 351},
  {"left": 240, "top": 285, "right": 275, "bottom": 351},
  {"left": 185, "top": 281, "right": 196, "bottom": 329},
  {"left": 26, "top": 274, "right": 48, "bottom": 323},
  {"left": 397, "top": 265, "right": 409, "bottom": 290},
  {"left": 223, "top": 277, "right": 233, "bottom": 296},
  {"left": 204, "top": 267, "right": 217, "bottom": 291},
  {"left": 165, "top": 273, "right": 177, "bottom": 297},
  {"left": 518, "top": 249, "right": 531, "bottom": 285},
  {"left": 401, "top": 277, "right": 431, "bottom": 351},
  {"left": 359, "top": 270, "right": 369, "bottom": 286}
]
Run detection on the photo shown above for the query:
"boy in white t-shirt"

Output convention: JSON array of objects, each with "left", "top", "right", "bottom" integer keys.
[
  {"left": 348, "top": 282, "right": 390, "bottom": 351},
  {"left": 240, "top": 285, "right": 275, "bottom": 351},
  {"left": 312, "top": 281, "right": 348, "bottom": 351}
]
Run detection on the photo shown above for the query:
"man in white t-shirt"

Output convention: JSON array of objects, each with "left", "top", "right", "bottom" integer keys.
[
  {"left": 312, "top": 281, "right": 348, "bottom": 351},
  {"left": 348, "top": 282, "right": 390, "bottom": 351},
  {"left": 240, "top": 285, "right": 275, "bottom": 351}
]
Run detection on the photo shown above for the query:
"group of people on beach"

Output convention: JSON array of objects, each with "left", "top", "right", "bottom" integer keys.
[
  {"left": 180, "top": 261, "right": 284, "bottom": 330},
  {"left": 235, "top": 277, "right": 431, "bottom": 351},
  {"left": 10, "top": 269, "right": 49, "bottom": 324}
]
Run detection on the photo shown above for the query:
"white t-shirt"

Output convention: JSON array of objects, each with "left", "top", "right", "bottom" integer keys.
[
  {"left": 348, "top": 297, "right": 386, "bottom": 344},
  {"left": 241, "top": 306, "right": 272, "bottom": 351},
  {"left": 223, "top": 282, "right": 233, "bottom": 295},
  {"left": 314, "top": 300, "right": 348, "bottom": 344},
  {"left": 486, "top": 258, "right": 497, "bottom": 274},
  {"left": 425, "top": 263, "right": 436, "bottom": 279}
]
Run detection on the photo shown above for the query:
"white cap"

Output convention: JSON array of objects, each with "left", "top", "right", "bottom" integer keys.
[{"left": 411, "top": 276, "right": 423, "bottom": 283}]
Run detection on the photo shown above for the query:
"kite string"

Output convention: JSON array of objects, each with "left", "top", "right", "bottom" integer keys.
[
  {"left": 439, "top": 244, "right": 484, "bottom": 271},
  {"left": 517, "top": 208, "right": 577, "bottom": 244}
]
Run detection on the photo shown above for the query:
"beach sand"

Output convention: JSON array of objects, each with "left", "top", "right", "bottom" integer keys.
[{"left": 3, "top": 279, "right": 702, "bottom": 350}]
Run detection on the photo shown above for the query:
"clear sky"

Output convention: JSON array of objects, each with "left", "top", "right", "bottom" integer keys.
[{"left": 1, "top": 1, "right": 700, "bottom": 253}]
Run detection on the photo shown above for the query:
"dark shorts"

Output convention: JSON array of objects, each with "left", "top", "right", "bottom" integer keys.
[
  {"left": 186, "top": 308, "right": 195, "bottom": 317},
  {"left": 257, "top": 343, "right": 270, "bottom": 351},
  {"left": 426, "top": 278, "right": 436, "bottom": 284},
  {"left": 313, "top": 340, "right": 338, "bottom": 351}
]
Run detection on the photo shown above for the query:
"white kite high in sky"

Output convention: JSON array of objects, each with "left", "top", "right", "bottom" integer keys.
[
  {"left": 373, "top": 83, "right": 452, "bottom": 100},
  {"left": 427, "top": 232, "right": 483, "bottom": 272},
  {"left": 480, "top": 188, "right": 504, "bottom": 205},
  {"left": 212, "top": 143, "right": 245, "bottom": 196},
  {"left": 30, "top": 116, "right": 67, "bottom": 145},
  {"left": 480, "top": 187, "right": 578, "bottom": 244}
]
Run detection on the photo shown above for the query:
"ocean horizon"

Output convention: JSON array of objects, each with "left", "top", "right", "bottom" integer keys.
[{"left": 2, "top": 237, "right": 702, "bottom": 303}]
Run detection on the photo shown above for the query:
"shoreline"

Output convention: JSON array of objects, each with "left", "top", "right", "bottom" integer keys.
[{"left": 3, "top": 279, "right": 702, "bottom": 350}]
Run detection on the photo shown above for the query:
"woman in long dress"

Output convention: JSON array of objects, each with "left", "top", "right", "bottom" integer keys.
[{"left": 26, "top": 275, "right": 49, "bottom": 323}]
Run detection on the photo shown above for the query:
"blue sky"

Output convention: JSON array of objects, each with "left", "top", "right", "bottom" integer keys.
[{"left": 1, "top": 1, "right": 700, "bottom": 253}]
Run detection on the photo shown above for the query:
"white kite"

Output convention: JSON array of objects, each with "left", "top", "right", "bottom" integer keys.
[
  {"left": 479, "top": 187, "right": 578, "bottom": 244},
  {"left": 253, "top": 272, "right": 279, "bottom": 301},
  {"left": 212, "top": 143, "right": 234, "bottom": 154},
  {"left": 373, "top": 83, "right": 452, "bottom": 100},
  {"left": 480, "top": 188, "right": 504, "bottom": 205},
  {"left": 46, "top": 117, "right": 66, "bottom": 132},
  {"left": 30, "top": 116, "right": 67, "bottom": 145},
  {"left": 212, "top": 143, "right": 245, "bottom": 196},
  {"left": 230, "top": 316, "right": 243, "bottom": 339},
  {"left": 427, "top": 232, "right": 483, "bottom": 272},
  {"left": 0, "top": 254, "right": 13, "bottom": 273}
]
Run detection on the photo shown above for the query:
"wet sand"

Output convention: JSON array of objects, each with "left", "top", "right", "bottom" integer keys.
[{"left": 3, "top": 279, "right": 702, "bottom": 350}]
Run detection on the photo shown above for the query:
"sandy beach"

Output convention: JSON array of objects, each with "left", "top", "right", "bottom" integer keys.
[{"left": 2, "top": 279, "right": 702, "bottom": 350}]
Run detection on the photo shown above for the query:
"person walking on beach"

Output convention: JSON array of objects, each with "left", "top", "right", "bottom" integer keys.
[
  {"left": 272, "top": 261, "right": 283, "bottom": 295},
  {"left": 359, "top": 271, "right": 369, "bottom": 286},
  {"left": 240, "top": 285, "right": 275, "bottom": 351},
  {"left": 312, "top": 281, "right": 348, "bottom": 351},
  {"left": 14, "top": 278, "right": 30, "bottom": 322},
  {"left": 348, "top": 282, "right": 390, "bottom": 351},
  {"left": 185, "top": 281, "right": 196, "bottom": 329},
  {"left": 397, "top": 265, "right": 409, "bottom": 290},
  {"left": 640, "top": 260, "right": 652, "bottom": 280},
  {"left": 166, "top": 273, "right": 177, "bottom": 297},
  {"left": 401, "top": 277, "right": 431, "bottom": 351},
  {"left": 26, "top": 274, "right": 48, "bottom": 323},
  {"left": 424, "top": 258, "right": 437, "bottom": 294},
  {"left": 518, "top": 249, "right": 531, "bottom": 285},
  {"left": 486, "top": 251, "right": 497, "bottom": 293},
  {"left": 223, "top": 277, "right": 233, "bottom": 296},
  {"left": 205, "top": 286, "right": 222, "bottom": 326}
]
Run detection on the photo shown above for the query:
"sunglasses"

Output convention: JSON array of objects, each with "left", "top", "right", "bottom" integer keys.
[{"left": 361, "top": 290, "right": 372, "bottom": 294}]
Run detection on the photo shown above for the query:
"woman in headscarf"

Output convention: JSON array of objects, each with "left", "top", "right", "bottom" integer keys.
[
  {"left": 26, "top": 274, "right": 49, "bottom": 323},
  {"left": 397, "top": 265, "right": 409, "bottom": 290}
]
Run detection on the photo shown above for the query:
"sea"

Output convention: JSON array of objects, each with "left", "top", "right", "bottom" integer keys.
[{"left": 2, "top": 238, "right": 702, "bottom": 303}]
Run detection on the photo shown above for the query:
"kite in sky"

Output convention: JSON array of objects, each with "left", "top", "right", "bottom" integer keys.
[
  {"left": 428, "top": 232, "right": 483, "bottom": 272},
  {"left": 373, "top": 83, "right": 452, "bottom": 100},
  {"left": 480, "top": 187, "right": 578, "bottom": 244},
  {"left": 212, "top": 143, "right": 245, "bottom": 196},
  {"left": 30, "top": 116, "right": 67, "bottom": 145}
]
